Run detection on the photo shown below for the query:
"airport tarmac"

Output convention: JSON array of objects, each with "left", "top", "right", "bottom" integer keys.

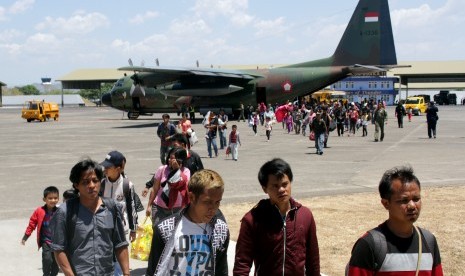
[{"left": 1, "top": 105, "right": 465, "bottom": 275}]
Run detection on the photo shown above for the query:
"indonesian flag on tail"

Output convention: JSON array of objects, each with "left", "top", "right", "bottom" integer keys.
[{"left": 365, "top": 12, "right": 379, "bottom": 22}]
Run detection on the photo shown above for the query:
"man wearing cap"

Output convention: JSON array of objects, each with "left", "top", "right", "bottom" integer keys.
[{"left": 100, "top": 151, "right": 139, "bottom": 276}]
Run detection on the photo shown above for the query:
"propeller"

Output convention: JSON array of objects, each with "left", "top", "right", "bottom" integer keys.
[{"left": 129, "top": 70, "right": 145, "bottom": 97}]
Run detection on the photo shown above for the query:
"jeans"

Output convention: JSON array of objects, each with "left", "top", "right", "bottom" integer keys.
[
  {"left": 397, "top": 116, "right": 404, "bottom": 128},
  {"left": 219, "top": 130, "right": 227, "bottom": 149},
  {"left": 42, "top": 242, "right": 59, "bottom": 276},
  {"left": 114, "top": 261, "right": 123, "bottom": 276},
  {"left": 238, "top": 110, "right": 245, "bottom": 121},
  {"left": 160, "top": 145, "right": 169, "bottom": 165},
  {"left": 374, "top": 121, "right": 385, "bottom": 141},
  {"left": 315, "top": 133, "right": 325, "bottom": 153},
  {"left": 427, "top": 120, "right": 437, "bottom": 138},
  {"left": 337, "top": 123, "right": 344, "bottom": 136},
  {"left": 206, "top": 137, "right": 218, "bottom": 157}
]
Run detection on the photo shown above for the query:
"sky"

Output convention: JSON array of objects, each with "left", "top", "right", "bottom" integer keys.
[{"left": 1, "top": 0, "right": 464, "bottom": 87}]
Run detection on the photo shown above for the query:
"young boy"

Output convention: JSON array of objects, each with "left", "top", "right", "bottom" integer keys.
[
  {"left": 62, "top": 188, "right": 77, "bottom": 202},
  {"left": 100, "top": 150, "right": 138, "bottom": 276},
  {"left": 147, "top": 169, "right": 229, "bottom": 276},
  {"left": 361, "top": 111, "right": 369, "bottom": 137},
  {"left": 228, "top": 124, "right": 241, "bottom": 161},
  {"left": 21, "top": 186, "right": 60, "bottom": 276}
]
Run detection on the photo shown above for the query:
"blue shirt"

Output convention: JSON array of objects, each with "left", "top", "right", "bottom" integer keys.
[{"left": 50, "top": 199, "right": 128, "bottom": 275}]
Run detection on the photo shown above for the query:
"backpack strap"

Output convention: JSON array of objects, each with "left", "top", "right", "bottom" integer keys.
[
  {"left": 418, "top": 227, "right": 436, "bottom": 253},
  {"left": 99, "top": 179, "right": 106, "bottom": 196},
  {"left": 65, "top": 197, "right": 80, "bottom": 248},
  {"left": 368, "top": 227, "right": 387, "bottom": 271},
  {"left": 64, "top": 197, "right": 80, "bottom": 275}
]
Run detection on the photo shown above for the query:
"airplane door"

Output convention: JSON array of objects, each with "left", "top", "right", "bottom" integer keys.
[
  {"left": 256, "top": 87, "right": 267, "bottom": 105},
  {"left": 132, "top": 97, "right": 140, "bottom": 110}
]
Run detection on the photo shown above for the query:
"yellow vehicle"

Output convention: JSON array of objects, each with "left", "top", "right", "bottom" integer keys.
[
  {"left": 311, "top": 90, "right": 347, "bottom": 104},
  {"left": 404, "top": 96, "right": 427, "bottom": 116},
  {"left": 21, "top": 100, "right": 59, "bottom": 122}
]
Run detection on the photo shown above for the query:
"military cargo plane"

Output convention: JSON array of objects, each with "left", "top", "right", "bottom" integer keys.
[{"left": 103, "top": 0, "right": 398, "bottom": 119}]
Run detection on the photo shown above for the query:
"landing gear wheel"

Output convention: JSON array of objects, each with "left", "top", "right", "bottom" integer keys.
[{"left": 127, "top": 111, "right": 140, "bottom": 119}]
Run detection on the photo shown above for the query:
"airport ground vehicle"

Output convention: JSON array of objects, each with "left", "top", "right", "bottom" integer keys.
[
  {"left": 311, "top": 90, "right": 347, "bottom": 104},
  {"left": 434, "top": 90, "right": 457, "bottom": 105},
  {"left": 21, "top": 100, "right": 59, "bottom": 122},
  {"left": 404, "top": 96, "right": 427, "bottom": 115}
]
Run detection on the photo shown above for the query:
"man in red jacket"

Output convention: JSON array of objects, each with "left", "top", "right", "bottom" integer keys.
[{"left": 233, "top": 158, "right": 320, "bottom": 276}]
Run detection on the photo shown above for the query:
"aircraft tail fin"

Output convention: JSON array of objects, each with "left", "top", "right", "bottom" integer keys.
[{"left": 332, "top": 0, "right": 397, "bottom": 66}]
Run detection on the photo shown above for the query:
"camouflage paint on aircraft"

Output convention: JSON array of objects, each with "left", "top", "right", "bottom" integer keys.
[{"left": 103, "top": 0, "right": 398, "bottom": 119}]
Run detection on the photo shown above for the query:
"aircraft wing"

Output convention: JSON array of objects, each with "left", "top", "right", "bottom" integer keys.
[{"left": 119, "top": 66, "right": 263, "bottom": 97}]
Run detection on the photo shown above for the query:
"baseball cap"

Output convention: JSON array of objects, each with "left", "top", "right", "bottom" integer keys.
[{"left": 100, "top": 150, "right": 125, "bottom": 168}]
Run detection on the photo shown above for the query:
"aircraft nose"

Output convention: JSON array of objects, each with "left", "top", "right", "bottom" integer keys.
[{"left": 102, "top": 92, "right": 112, "bottom": 106}]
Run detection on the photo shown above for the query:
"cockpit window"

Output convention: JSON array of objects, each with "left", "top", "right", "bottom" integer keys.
[{"left": 111, "top": 78, "right": 125, "bottom": 90}]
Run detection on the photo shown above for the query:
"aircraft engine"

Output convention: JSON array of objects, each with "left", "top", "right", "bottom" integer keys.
[{"left": 129, "top": 73, "right": 146, "bottom": 96}]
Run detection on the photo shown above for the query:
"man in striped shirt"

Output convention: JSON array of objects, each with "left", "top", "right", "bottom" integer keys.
[{"left": 347, "top": 166, "right": 443, "bottom": 276}]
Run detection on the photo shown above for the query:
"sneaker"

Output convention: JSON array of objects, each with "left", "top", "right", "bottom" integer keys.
[
  {"left": 319, "top": 152, "right": 323, "bottom": 155},
  {"left": 374, "top": 139, "right": 378, "bottom": 142}
]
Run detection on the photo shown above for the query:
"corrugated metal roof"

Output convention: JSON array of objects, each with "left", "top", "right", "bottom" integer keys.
[
  {"left": 56, "top": 68, "right": 133, "bottom": 81},
  {"left": 50, "top": 61, "right": 465, "bottom": 90},
  {"left": 2, "top": 95, "right": 85, "bottom": 106},
  {"left": 392, "top": 60, "right": 465, "bottom": 75},
  {"left": 56, "top": 68, "right": 134, "bottom": 90}
]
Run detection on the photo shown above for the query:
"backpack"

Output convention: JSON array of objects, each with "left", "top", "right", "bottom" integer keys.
[
  {"left": 367, "top": 226, "right": 436, "bottom": 271},
  {"left": 100, "top": 178, "right": 144, "bottom": 213}
]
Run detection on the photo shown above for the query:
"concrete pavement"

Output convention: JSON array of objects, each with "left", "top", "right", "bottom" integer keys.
[{"left": 1, "top": 105, "right": 464, "bottom": 275}]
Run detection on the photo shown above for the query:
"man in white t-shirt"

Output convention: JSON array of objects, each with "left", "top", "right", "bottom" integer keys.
[{"left": 146, "top": 169, "right": 229, "bottom": 276}]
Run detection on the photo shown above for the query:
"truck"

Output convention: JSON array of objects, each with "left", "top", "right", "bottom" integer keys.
[
  {"left": 21, "top": 100, "right": 59, "bottom": 122},
  {"left": 404, "top": 96, "right": 427, "bottom": 116},
  {"left": 434, "top": 90, "right": 457, "bottom": 105}
]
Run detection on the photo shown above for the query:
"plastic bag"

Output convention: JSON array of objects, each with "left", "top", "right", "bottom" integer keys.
[
  {"left": 309, "top": 131, "right": 315, "bottom": 141},
  {"left": 130, "top": 217, "right": 153, "bottom": 261},
  {"left": 189, "top": 131, "right": 199, "bottom": 146}
]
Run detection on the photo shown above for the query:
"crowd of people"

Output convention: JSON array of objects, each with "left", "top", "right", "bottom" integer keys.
[{"left": 20, "top": 99, "right": 444, "bottom": 276}]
